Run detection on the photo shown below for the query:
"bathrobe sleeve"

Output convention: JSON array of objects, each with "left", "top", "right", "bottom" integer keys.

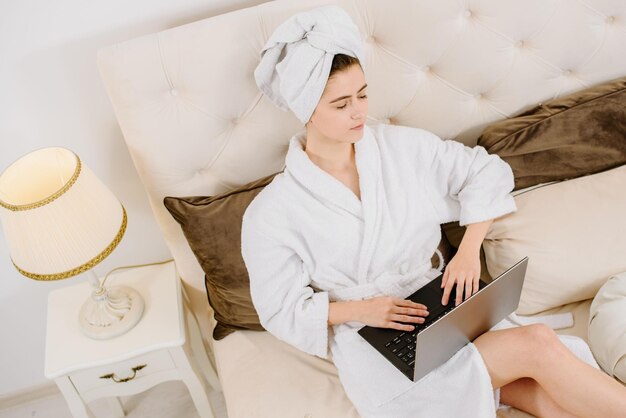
[
  {"left": 241, "top": 206, "right": 330, "bottom": 359},
  {"left": 394, "top": 126, "right": 517, "bottom": 226},
  {"left": 423, "top": 130, "right": 516, "bottom": 226}
]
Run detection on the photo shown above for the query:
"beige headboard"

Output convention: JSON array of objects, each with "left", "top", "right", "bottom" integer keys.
[{"left": 97, "top": 0, "right": 626, "bottom": 337}]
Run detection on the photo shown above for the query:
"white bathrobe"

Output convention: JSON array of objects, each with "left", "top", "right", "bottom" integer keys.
[{"left": 240, "top": 123, "right": 591, "bottom": 417}]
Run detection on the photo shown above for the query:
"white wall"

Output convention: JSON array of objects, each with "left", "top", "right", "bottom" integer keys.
[{"left": 0, "top": 0, "right": 271, "bottom": 395}]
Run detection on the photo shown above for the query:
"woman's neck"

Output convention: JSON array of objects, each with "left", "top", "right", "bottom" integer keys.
[{"left": 304, "top": 132, "right": 355, "bottom": 172}]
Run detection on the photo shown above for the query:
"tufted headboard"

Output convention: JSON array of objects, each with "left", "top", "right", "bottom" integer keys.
[{"left": 97, "top": 0, "right": 626, "bottom": 340}]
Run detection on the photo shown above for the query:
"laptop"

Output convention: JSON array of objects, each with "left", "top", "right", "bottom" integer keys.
[{"left": 358, "top": 256, "right": 528, "bottom": 381}]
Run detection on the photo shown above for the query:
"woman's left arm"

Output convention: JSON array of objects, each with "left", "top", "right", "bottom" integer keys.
[
  {"left": 440, "top": 218, "right": 492, "bottom": 306},
  {"left": 407, "top": 128, "right": 517, "bottom": 227},
  {"left": 402, "top": 128, "right": 518, "bottom": 306}
]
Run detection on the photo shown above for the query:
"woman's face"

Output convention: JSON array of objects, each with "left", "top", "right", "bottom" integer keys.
[{"left": 308, "top": 64, "right": 368, "bottom": 143}]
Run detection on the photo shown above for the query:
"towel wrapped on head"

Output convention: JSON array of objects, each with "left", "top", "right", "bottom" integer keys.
[{"left": 254, "top": 5, "right": 365, "bottom": 124}]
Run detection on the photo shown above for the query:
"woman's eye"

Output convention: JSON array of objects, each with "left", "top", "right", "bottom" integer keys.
[{"left": 337, "top": 95, "right": 366, "bottom": 109}]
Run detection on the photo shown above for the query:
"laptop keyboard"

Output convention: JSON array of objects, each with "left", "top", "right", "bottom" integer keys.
[{"left": 383, "top": 303, "right": 456, "bottom": 367}]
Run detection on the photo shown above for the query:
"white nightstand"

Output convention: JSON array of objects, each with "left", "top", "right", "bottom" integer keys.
[{"left": 44, "top": 260, "right": 221, "bottom": 418}]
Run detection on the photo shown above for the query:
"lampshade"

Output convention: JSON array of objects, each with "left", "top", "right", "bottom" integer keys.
[
  {"left": 0, "top": 147, "right": 142, "bottom": 340},
  {"left": 0, "top": 147, "right": 126, "bottom": 280}
]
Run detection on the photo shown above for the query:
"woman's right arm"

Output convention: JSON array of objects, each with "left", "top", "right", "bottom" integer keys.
[
  {"left": 329, "top": 297, "right": 430, "bottom": 332},
  {"left": 242, "top": 210, "right": 331, "bottom": 359}
]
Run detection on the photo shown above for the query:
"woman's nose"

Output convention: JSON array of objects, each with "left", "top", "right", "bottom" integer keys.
[{"left": 351, "top": 105, "right": 366, "bottom": 119}]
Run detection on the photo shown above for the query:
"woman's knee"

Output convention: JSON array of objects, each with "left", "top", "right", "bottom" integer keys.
[
  {"left": 473, "top": 324, "right": 564, "bottom": 386},
  {"left": 519, "top": 324, "right": 564, "bottom": 365},
  {"left": 521, "top": 323, "right": 559, "bottom": 344}
]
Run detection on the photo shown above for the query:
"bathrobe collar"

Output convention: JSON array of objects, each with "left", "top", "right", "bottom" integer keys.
[
  {"left": 285, "top": 125, "right": 390, "bottom": 284},
  {"left": 284, "top": 125, "right": 379, "bottom": 219}
]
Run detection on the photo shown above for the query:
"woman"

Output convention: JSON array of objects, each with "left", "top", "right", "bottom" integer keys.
[{"left": 242, "top": 6, "right": 626, "bottom": 418}]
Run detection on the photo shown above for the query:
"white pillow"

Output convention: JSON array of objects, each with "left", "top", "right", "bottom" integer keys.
[
  {"left": 588, "top": 272, "right": 626, "bottom": 384},
  {"left": 482, "top": 164, "right": 626, "bottom": 315}
]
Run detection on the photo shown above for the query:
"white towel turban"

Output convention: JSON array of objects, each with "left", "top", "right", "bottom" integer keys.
[{"left": 254, "top": 5, "right": 365, "bottom": 124}]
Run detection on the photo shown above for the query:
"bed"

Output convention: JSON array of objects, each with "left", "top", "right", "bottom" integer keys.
[{"left": 96, "top": 0, "right": 626, "bottom": 417}]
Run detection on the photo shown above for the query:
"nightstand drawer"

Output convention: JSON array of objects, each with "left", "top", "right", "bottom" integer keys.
[{"left": 70, "top": 349, "right": 175, "bottom": 393}]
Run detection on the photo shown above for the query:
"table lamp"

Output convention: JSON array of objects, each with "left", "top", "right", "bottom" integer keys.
[{"left": 0, "top": 146, "right": 143, "bottom": 339}]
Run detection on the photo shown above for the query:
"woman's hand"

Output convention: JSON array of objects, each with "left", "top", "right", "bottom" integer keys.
[
  {"left": 357, "top": 296, "right": 429, "bottom": 332},
  {"left": 440, "top": 249, "right": 481, "bottom": 306}
]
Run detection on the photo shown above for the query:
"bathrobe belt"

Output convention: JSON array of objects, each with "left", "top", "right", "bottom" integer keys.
[{"left": 328, "top": 249, "right": 445, "bottom": 302}]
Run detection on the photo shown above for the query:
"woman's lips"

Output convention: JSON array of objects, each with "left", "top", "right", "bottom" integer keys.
[{"left": 351, "top": 123, "right": 364, "bottom": 130}]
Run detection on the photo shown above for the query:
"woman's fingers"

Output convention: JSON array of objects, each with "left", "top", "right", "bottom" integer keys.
[
  {"left": 395, "top": 299, "right": 427, "bottom": 310},
  {"left": 388, "top": 321, "right": 417, "bottom": 332},
  {"left": 441, "top": 268, "right": 449, "bottom": 288},
  {"left": 383, "top": 299, "right": 430, "bottom": 331},
  {"left": 464, "top": 277, "right": 473, "bottom": 302},
  {"left": 454, "top": 273, "right": 466, "bottom": 306},
  {"left": 392, "top": 314, "right": 426, "bottom": 324},
  {"left": 442, "top": 276, "right": 457, "bottom": 305},
  {"left": 393, "top": 306, "right": 429, "bottom": 317},
  {"left": 456, "top": 277, "right": 474, "bottom": 305},
  {"left": 387, "top": 315, "right": 424, "bottom": 331},
  {"left": 443, "top": 274, "right": 479, "bottom": 306},
  {"left": 450, "top": 274, "right": 479, "bottom": 306}
]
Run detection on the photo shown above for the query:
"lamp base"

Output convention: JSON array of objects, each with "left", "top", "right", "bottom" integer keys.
[{"left": 79, "top": 285, "right": 144, "bottom": 340}]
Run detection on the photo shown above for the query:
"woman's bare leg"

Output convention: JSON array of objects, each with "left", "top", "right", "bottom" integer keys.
[
  {"left": 473, "top": 324, "right": 626, "bottom": 418},
  {"left": 500, "top": 377, "right": 576, "bottom": 418}
]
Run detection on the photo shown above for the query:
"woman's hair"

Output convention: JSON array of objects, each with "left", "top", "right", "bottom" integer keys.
[{"left": 329, "top": 53, "right": 361, "bottom": 78}]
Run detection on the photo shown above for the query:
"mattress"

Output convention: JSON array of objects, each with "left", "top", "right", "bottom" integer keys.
[{"left": 213, "top": 298, "right": 594, "bottom": 418}]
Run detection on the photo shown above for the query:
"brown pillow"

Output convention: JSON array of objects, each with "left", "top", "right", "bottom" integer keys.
[
  {"left": 163, "top": 172, "right": 280, "bottom": 340},
  {"left": 444, "top": 77, "right": 626, "bottom": 255},
  {"left": 477, "top": 76, "right": 626, "bottom": 191}
]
